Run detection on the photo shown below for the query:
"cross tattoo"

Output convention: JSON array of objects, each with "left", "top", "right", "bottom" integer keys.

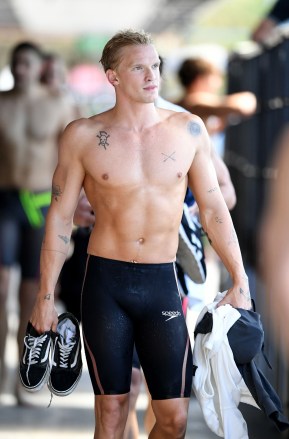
[{"left": 161, "top": 151, "right": 176, "bottom": 162}]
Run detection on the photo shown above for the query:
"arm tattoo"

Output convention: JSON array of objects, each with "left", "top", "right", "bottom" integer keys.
[
  {"left": 58, "top": 235, "right": 69, "bottom": 244},
  {"left": 208, "top": 187, "right": 217, "bottom": 193},
  {"left": 215, "top": 216, "right": 223, "bottom": 224},
  {"left": 44, "top": 293, "right": 51, "bottom": 300},
  {"left": 240, "top": 288, "right": 251, "bottom": 302},
  {"left": 96, "top": 130, "right": 110, "bottom": 149},
  {"left": 161, "top": 151, "right": 176, "bottom": 162},
  {"left": 52, "top": 184, "right": 62, "bottom": 201},
  {"left": 188, "top": 121, "right": 201, "bottom": 136}
]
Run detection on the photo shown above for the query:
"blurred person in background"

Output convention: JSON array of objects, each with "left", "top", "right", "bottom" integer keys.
[
  {"left": 0, "top": 42, "right": 76, "bottom": 404},
  {"left": 176, "top": 57, "right": 257, "bottom": 148},
  {"left": 259, "top": 125, "right": 289, "bottom": 360},
  {"left": 251, "top": 0, "right": 289, "bottom": 43},
  {"left": 41, "top": 52, "right": 82, "bottom": 119}
]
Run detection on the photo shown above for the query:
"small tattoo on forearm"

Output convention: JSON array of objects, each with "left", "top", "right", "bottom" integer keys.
[
  {"left": 52, "top": 184, "right": 62, "bottom": 201},
  {"left": 215, "top": 216, "right": 223, "bottom": 223},
  {"left": 96, "top": 130, "right": 110, "bottom": 149},
  {"left": 44, "top": 294, "right": 51, "bottom": 300},
  {"left": 161, "top": 151, "right": 176, "bottom": 162},
  {"left": 240, "top": 288, "right": 251, "bottom": 302},
  {"left": 208, "top": 187, "right": 217, "bottom": 193},
  {"left": 188, "top": 121, "right": 201, "bottom": 136},
  {"left": 58, "top": 235, "right": 69, "bottom": 244}
]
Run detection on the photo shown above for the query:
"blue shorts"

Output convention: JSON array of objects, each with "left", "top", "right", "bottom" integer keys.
[
  {"left": 81, "top": 255, "right": 193, "bottom": 400},
  {"left": 0, "top": 189, "right": 50, "bottom": 279}
]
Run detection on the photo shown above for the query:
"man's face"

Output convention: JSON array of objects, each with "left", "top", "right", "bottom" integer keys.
[
  {"left": 111, "top": 44, "right": 160, "bottom": 103},
  {"left": 11, "top": 49, "right": 43, "bottom": 88}
]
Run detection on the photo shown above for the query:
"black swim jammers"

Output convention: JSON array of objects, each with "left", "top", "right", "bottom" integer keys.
[{"left": 81, "top": 255, "right": 193, "bottom": 400}]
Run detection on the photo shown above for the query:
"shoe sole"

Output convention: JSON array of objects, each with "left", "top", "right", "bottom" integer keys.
[
  {"left": 177, "top": 224, "right": 206, "bottom": 284},
  {"left": 47, "top": 366, "right": 83, "bottom": 397}
]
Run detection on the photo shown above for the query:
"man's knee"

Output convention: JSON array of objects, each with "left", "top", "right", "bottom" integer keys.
[
  {"left": 152, "top": 399, "right": 189, "bottom": 438},
  {"left": 164, "top": 409, "right": 187, "bottom": 437},
  {"left": 95, "top": 394, "right": 130, "bottom": 431}
]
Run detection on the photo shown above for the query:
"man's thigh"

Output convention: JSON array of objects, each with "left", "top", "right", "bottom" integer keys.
[{"left": 134, "top": 263, "right": 193, "bottom": 400}]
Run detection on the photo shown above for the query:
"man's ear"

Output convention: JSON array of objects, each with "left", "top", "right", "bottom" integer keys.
[{"left": 106, "top": 69, "right": 119, "bottom": 87}]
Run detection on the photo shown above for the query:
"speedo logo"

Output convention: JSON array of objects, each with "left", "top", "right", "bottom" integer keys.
[{"left": 162, "top": 311, "right": 181, "bottom": 321}]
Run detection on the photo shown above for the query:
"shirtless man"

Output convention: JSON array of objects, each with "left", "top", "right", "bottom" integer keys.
[
  {"left": 30, "top": 30, "right": 251, "bottom": 439},
  {"left": 0, "top": 42, "right": 76, "bottom": 400}
]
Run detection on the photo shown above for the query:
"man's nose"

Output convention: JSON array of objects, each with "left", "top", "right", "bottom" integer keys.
[{"left": 145, "top": 67, "right": 154, "bottom": 81}]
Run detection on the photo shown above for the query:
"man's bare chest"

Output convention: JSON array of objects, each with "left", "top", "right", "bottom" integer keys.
[
  {"left": 0, "top": 98, "right": 62, "bottom": 142},
  {"left": 83, "top": 129, "right": 192, "bottom": 188}
]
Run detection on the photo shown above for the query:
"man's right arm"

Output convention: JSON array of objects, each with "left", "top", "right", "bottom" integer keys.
[{"left": 30, "top": 121, "right": 85, "bottom": 333}]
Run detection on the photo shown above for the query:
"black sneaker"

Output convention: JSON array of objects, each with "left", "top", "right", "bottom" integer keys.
[
  {"left": 19, "top": 321, "right": 52, "bottom": 392},
  {"left": 177, "top": 205, "right": 206, "bottom": 284},
  {"left": 48, "top": 312, "right": 82, "bottom": 396}
]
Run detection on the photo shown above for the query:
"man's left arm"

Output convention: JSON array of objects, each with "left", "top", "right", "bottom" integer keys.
[
  {"left": 211, "top": 147, "right": 236, "bottom": 211},
  {"left": 187, "top": 116, "right": 251, "bottom": 309}
]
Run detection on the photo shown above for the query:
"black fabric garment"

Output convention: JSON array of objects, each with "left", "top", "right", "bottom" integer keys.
[
  {"left": 238, "top": 362, "right": 289, "bottom": 432},
  {"left": 227, "top": 308, "right": 264, "bottom": 365},
  {"left": 269, "top": 0, "right": 289, "bottom": 23}
]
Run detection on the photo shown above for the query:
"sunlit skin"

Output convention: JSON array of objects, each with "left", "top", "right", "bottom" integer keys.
[{"left": 29, "top": 41, "right": 251, "bottom": 439}]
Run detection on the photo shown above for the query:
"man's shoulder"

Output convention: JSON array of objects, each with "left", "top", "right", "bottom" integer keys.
[
  {"left": 62, "top": 113, "right": 107, "bottom": 140},
  {"left": 64, "top": 117, "right": 93, "bottom": 134},
  {"left": 159, "top": 107, "right": 202, "bottom": 126}
]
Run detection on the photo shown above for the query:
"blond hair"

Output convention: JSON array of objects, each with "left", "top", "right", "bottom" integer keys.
[{"left": 100, "top": 29, "right": 152, "bottom": 72}]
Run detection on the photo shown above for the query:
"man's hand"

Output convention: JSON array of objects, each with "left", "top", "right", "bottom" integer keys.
[
  {"left": 30, "top": 293, "right": 58, "bottom": 334},
  {"left": 217, "top": 279, "right": 251, "bottom": 310}
]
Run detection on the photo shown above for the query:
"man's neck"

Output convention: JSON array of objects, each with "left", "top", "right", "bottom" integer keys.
[{"left": 112, "top": 101, "right": 160, "bottom": 131}]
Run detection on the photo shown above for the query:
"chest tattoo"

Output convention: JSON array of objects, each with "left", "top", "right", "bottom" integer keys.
[
  {"left": 96, "top": 130, "right": 110, "bottom": 149},
  {"left": 161, "top": 151, "right": 176, "bottom": 162},
  {"left": 188, "top": 121, "right": 201, "bottom": 136}
]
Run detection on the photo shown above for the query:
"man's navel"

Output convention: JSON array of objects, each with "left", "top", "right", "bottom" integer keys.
[{"left": 130, "top": 237, "right": 145, "bottom": 263}]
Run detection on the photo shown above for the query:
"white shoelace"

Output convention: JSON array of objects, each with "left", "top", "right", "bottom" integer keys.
[
  {"left": 24, "top": 333, "right": 49, "bottom": 385},
  {"left": 54, "top": 336, "right": 76, "bottom": 368}
]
